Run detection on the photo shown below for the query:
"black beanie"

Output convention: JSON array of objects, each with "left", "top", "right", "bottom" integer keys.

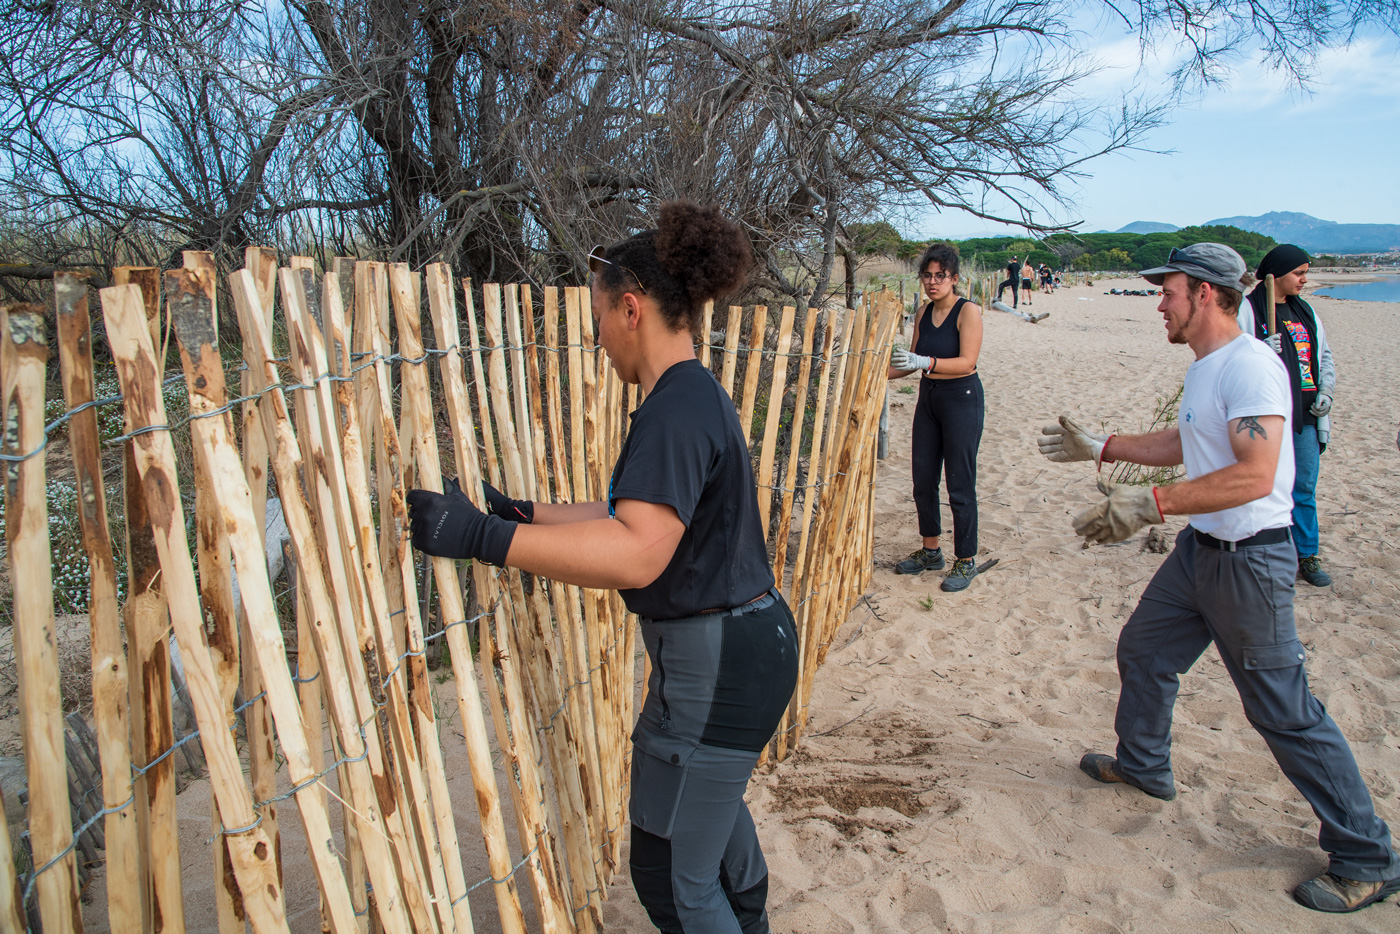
[{"left": 1256, "top": 244, "right": 1310, "bottom": 280}]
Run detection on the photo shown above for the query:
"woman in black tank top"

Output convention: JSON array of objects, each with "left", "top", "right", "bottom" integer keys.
[{"left": 888, "top": 242, "right": 987, "bottom": 591}]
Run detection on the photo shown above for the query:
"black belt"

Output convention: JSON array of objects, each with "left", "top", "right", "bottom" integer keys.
[
  {"left": 1194, "top": 527, "right": 1290, "bottom": 552},
  {"left": 698, "top": 588, "right": 776, "bottom": 617}
]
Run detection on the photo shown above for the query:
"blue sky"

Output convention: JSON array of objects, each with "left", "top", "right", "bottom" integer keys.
[{"left": 913, "top": 29, "right": 1400, "bottom": 240}]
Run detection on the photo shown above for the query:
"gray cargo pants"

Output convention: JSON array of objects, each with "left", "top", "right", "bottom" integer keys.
[
  {"left": 629, "top": 590, "right": 799, "bottom": 933},
  {"left": 1112, "top": 527, "right": 1397, "bottom": 880}
]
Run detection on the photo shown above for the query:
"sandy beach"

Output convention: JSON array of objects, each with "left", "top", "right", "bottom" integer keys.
[
  {"left": 602, "top": 279, "right": 1400, "bottom": 932},
  {"left": 75, "top": 280, "right": 1399, "bottom": 933}
]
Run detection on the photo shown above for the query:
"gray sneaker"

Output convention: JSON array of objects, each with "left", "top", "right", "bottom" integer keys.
[
  {"left": 940, "top": 557, "right": 977, "bottom": 592},
  {"left": 1298, "top": 555, "right": 1332, "bottom": 587},
  {"left": 895, "top": 547, "right": 945, "bottom": 575}
]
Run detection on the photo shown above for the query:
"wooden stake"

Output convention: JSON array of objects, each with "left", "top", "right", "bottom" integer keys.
[
  {"left": 54, "top": 274, "right": 143, "bottom": 932},
  {"left": 461, "top": 281, "right": 503, "bottom": 490},
  {"left": 320, "top": 258, "right": 371, "bottom": 930},
  {"left": 239, "top": 248, "right": 283, "bottom": 897},
  {"left": 755, "top": 305, "right": 796, "bottom": 532},
  {"left": 719, "top": 305, "right": 743, "bottom": 398},
  {"left": 738, "top": 305, "right": 768, "bottom": 446},
  {"left": 176, "top": 252, "right": 250, "bottom": 934},
  {"left": 771, "top": 308, "right": 818, "bottom": 586},
  {"left": 698, "top": 300, "right": 715, "bottom": 368},
  {"left": 504, "top": 285, "right": 539, "bottom": 502},
  {"left": 2, "top": 302, "right": 84, "bottom": 933},
  {"left": 564, "top": 288, "right": 589, "bottom": 502},
  {"left": 0, "top": 779, "right": 24, "bottom": 932},
  {"left": 785, "top": 314, "right": 836, "bottom": 752},
  {"left": 101, "top": 282, "right": 291, "bottom": 933},
  {"left": 111, "top": 264, "right": 183, "bottom": 934}
]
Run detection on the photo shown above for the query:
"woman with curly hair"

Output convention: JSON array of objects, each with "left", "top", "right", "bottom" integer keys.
[
  {"left": 889, "top": 242, "right": 986, "bottom": 592},
  {"left": 407, "top": 201, "right": 798, "bottom": 934}
]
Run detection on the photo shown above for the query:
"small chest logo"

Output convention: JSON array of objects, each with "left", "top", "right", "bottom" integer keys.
[{"left": 1183, "top": 408, "right": 1194, "bottom": 424}]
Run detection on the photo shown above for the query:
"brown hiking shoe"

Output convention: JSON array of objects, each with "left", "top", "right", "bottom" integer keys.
[
  {"left": 1078, "top": 753, "right": 1176, "bottom": 801},
  {"left": 1293, "top": 872, "right": 1400, "bottom": 913}
]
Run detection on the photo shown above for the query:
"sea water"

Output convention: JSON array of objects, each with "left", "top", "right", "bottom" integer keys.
[{"left": 1312, "top": 275, "right": 1400, "bottom": 303}]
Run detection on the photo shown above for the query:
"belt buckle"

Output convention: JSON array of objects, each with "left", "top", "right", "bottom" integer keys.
[{"left": 1225, "top": 539, "right": 1236, "bottom": 553}]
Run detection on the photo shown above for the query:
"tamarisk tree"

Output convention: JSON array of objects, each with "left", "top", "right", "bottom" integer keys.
[{"left": 1, "top": 0, "right": 1395, "bottom": 305}]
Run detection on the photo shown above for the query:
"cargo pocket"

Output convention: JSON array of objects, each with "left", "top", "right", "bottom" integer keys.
[
  {"left": 629, "top": 728, "right": 697, "bottom": 838},
  {"left": 1241, "top": 640, "right": 1307, "bottom": 671}
]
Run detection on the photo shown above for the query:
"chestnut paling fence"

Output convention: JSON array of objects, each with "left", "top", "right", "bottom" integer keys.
[{"left": 0, "top": 251, "right": 897, "bottom": 934}]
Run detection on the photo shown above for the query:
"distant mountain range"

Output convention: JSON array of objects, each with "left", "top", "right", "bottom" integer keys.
[
  {"left": 1115, "top": 221, "right": 1179, "bottom": 234},
  {"left": 1105, "top": 212, "right": 1400, "bottom": 253}
]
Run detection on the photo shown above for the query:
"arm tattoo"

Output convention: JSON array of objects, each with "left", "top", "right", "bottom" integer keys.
[{"left": 1236, "top": 416, "right": 1268, "bottom": 440}]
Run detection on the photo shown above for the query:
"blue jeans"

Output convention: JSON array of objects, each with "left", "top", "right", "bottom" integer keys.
[
  {"left": 1291, "top": 424, "right": 1321, "bottom": 557},
  {"left": 1112, "top": 528, "right": 1397, "bottom": 881}
]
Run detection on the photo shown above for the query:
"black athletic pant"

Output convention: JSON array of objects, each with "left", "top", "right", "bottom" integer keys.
[
  {"left": 912, "top": 374, "right": 984, "bottom": 559},
  {"left": 996, "top": 276, "right": 1018, "bottom": 306}
]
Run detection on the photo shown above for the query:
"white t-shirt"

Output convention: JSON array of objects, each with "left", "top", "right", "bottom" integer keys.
[{"left": 1178, "top": 334, "right": 1295, "bottom": 541}]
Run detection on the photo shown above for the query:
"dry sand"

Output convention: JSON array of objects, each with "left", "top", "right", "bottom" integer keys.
[{"left": 81, "top": 281, "right": 1400, "bottom": 932}]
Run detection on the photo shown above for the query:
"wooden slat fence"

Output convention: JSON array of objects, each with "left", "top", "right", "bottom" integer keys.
[{"left": 0, "top": 257, "right": 897, "bottom": 933}]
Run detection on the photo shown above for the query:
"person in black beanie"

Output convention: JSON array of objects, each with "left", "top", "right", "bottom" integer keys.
[{"left": 1238, "top": 244, "right": 1336, "bottom": 587}]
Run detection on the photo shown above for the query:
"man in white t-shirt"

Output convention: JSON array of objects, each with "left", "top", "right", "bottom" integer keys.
[{"left": 1038, "top": 243, "right": 1399, "bottom": 914}]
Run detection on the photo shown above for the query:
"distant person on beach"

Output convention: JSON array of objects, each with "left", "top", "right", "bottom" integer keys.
[
  {"left": 1040, "top": 263, "right": 1053, "bottom": 293},
  {"left": 997, "top": 256, "right": 1020, "bottom": 307},
  {"left": 889, "top": 242, "right": 986, "bottom": 592},
  {"left": 1020, "top": 261, "right": 1035, "bottom": 305},
  {"left": 1037, "top": 242, "right": 1399, "bottom": 915},
  {"left": 1239, "top": 244, "right": 1336, "bottom": 588},
  {"left": 406, "top": 202, "right": 798, "bottom": 934}
]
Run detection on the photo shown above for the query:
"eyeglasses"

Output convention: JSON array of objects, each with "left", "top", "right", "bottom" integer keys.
[
  {"left": 918, "top": 271, "right": 952, "bottom": 282},
  {"left": 588, "top": 245, "right": 647, "bottom": 295}
]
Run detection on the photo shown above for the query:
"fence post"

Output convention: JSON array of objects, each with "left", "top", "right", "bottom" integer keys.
[{"left": 2, "top": 302, "right": 83, "bottom": 932}]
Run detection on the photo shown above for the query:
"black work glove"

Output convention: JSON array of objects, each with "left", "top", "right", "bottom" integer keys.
[
  {"left": 480, "top": 479, "right": 534, "bottom": 524},
  {"left": 406, "top": 483, "right": 516, "bottom": 566}
]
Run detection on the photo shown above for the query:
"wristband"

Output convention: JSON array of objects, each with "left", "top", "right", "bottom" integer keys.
[{"left": 1150, "top": 486, "right": 1165, "bottom": 522}]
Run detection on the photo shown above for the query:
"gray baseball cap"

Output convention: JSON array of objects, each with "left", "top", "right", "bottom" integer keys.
[{"left": 1139, "top": 243, "right": 1248, "bottom": 291}]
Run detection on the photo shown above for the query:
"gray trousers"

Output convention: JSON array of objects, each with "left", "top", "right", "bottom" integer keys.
[
  {"left": 629, "top": 591, "right": 798, "bottom": 933},
  {"left": 1113, "top": 527, "right": 1397, "bottom": 880}
]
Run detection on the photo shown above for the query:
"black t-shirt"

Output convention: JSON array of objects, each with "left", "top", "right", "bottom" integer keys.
[{"left": 609, "top": 359, "right": 775, "bottom": 620}]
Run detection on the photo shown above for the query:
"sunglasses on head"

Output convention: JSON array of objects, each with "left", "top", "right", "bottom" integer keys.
[{"left": 588, "top": 245, "right": 647, "bottom": 295}]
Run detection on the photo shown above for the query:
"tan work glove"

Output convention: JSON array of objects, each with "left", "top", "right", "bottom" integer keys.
[
  {"left": 1072, "top": 478, "right": 1164, "bottom": 545},
  {"left": 1039, "top": 415, "right": 1114, "bottom": 469}
]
